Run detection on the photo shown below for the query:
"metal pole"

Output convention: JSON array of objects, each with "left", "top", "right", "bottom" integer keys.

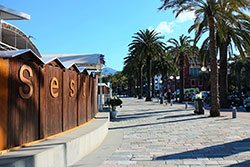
[
  {"left": 185, "top": 102, "right": 188, "bottom": 110},
  {"left": 232, "top": 107, "right": 237, "bottom": 118},
  {"left": 99, "top": 71, "right": 103, "bottom": 111}
]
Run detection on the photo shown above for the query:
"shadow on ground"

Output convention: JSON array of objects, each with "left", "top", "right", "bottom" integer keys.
[
  {"left": 119, "top": 109, "right": 191, "bottom": 117},
  {"left": 154, "top": 138, "right": 250, "bottom": 161},
  {"left": 227, "top": 160, "right": 250, "bottom": 166},
  {"left": 157, "top": 113, "right": 197, "bottom": 120},
  {"left": 109, "top": 116, "right": 208, "bottom": 130}
]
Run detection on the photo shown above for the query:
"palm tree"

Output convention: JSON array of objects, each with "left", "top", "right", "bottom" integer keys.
[
  {"left": 123, "top": 57, "right": 137, "bottom": 97},
  {"left": 129, "top": 29, "right": 166, "bottom": 101},
  {"left": 228, "top": 55, "right": 250, "bottom": 93},
  {"left": 167, "top": 35, "right": 196, "bottom": 102},
  {"left": 124, "top": 52, "right": 144, "bottom": 99},
  {"left": 160, "top": 0, "right": 250, "bottom": 116},
  {"left": 217, "top": 12, "right": 250, "bottom": 108},
  {"left": 155, "top": 52, "right": 176, "bottom": 85},
  {"left": 188, "top": 2, "right": 250, "bottom": 108}
]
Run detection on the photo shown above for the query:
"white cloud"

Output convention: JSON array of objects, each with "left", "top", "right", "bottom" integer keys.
[
  {"left": 176, "top": 10, "right": 196, "bottom": 23},
  {"left": 150, "top": 11, "right": 195, "bottom": 35},
  {"left": 155, "top": 21, "right": 175, "bottom": 34}
]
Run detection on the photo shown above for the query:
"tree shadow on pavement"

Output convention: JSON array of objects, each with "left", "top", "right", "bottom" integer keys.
[
  {"left": 112, "top": 114, "right": 153, "bottom": 122},
  {"left": 109, "top": 116, "right": 208, "bottom": 130},
  {"left": 157, "top": 113, "right": 197, "bottom": 120},
  {"left": 227, "top": 160, "right": 250, "bottom": 167},
  {"left": 119, "top": 109, "right": 189, "bottom": 117},
  {"left": 154, "top": 138, "right": 250, "bottom": 161}
]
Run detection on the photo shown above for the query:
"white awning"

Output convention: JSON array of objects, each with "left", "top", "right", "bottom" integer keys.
[
  {"left": 0, "top": 5, "right": 30, "bottom": 20},
  {"left": 42, "top": 54, "right": 105, "bottom": 71}
]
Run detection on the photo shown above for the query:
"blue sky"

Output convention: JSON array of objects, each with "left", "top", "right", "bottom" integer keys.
[{"left": 2, "top": 1, "right": 196, "bottom": 71}]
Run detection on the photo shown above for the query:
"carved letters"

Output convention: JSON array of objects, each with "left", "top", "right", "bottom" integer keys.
[
  {"left": 19, "top": 65, "right": 80, "bottom": 99},
  {"left": 50, "top": 77, "right": 59, "bottom": 98},
  {"left": 70, "top": 80, "right": 75, "bottom": 97},
  {"left": 19, "top": 65, "right": 33, "bottom": 99}
]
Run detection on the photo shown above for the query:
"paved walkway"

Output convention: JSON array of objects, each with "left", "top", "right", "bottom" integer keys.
[{"left": 74, "top": 98, "right": 250, "bottom": 167}]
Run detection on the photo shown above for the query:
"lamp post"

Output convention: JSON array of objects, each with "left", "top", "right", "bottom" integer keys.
[
  {"left": 175, "top": 76, "right": 180, "bottom": 102},
  {"left": 201, "top": 66, "right": 208, "bottom": 90},
  {"left": 159, "top": 79, "right": 163, "bottom": 104}
]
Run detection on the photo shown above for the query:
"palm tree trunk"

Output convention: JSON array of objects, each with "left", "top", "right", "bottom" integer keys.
[
  {"left": 146, "top": 55, "right": 152, "bottom": 101},
  {"left": 179, "top": 55, "right": 184, "bottom": 102},
  {"left": 236, "top": 63, "right": 242, "bottom": 92},
  {"left": 219, "top": 43, "right": 228, "bottom": 108},
  {"left": 152, "top": 76, "right": 155, "bottom": 97},
  {"left": 138, "top": 66, "right": 143, "bottom": 99},
  {"left": 208, "top": 15, "right": 220, "bottom": 117}
]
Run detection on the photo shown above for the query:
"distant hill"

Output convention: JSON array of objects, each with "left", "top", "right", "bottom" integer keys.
[{"left": 102, "top": 67, "right": 117, "bottom": 76}]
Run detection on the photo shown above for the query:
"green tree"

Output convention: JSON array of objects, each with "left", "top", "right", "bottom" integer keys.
[
  {"left": 228, "top": 55, "right": 250, "bottom": 93},
  {"left": 189, "top": 2, "right": 250, "bottom": 108},
  {"left": 108, "top": 72, "right": 128, "bottom": 95},
  {"left": 124, "top": 52, "right": 144, "bottom": 99},
  {"left": 153, "top": 52, "right": 176, "bottom": 93},
  {"left": 217, "top": 11, "right": 250, "bottom": 108},
  {"left": 160, "top": 0, "right": 250, "bottom": 116},
  {"left": 167, "top": 35, "right": 197, "bottom": 102},
  {"left": 129, "top": 29, "right": 166, "bottom": 101}
]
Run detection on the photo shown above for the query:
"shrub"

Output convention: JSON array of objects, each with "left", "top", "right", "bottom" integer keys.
[{"left": 107, "top": 97, "right": 123, "bottom": 110}]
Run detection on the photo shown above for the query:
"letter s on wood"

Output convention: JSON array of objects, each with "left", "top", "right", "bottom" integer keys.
[
  {"left": 19, "top": 65, "right": 33, "bottom": 99},
  {"left": 70, "top": 80, "right": 75, "bottom": 97}
]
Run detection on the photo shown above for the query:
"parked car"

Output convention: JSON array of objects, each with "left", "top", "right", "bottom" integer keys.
[
  {"left": 227, "top": 93, "right": 243, "bottom": 107},
  {"left": 243, "top": 97, "right": 250, "bottom": 111},
  {"left": 192, "top": 91, "right": 209, "bottom": 102},
  {"left": 173, "top": 88, "right": 199, "bottom": 101}
]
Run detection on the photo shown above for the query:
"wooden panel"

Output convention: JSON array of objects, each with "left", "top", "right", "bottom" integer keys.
[
  {"left": 8, "top": 59, "right": 40, "bottom": 148},
  {"left": 86, "top": 75, "right": 92, "bottom": 121},
  {"left": 40, "top": 64, "right": 63, "bottom": 138},
  {"left": 92, "top": 75, "right": 98, "bottom": 117},
  {"left": 77, "top": 73, "right": 87, "bottom": 125},
  {"left": 0, "top": 58, "right": 9, "bottom": 150},
  {"left": 62, "top": 70, "right": 77, "bottom": 131}
]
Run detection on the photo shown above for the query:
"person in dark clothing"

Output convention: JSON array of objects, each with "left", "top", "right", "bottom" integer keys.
[{"left": 166, "top": 89, "right": 172, "bottom": 104}]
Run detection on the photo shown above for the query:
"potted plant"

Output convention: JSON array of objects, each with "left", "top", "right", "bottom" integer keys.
[{"left": 106, "top": 97, "right": 123, "bottom": 119}]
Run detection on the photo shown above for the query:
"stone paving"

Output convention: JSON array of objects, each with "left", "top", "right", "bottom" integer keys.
[{"left": 100, "top": 98, "right": 250, "bottom": 167}]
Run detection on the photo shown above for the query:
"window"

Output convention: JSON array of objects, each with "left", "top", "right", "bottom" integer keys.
[{"left": 189, "top": 68, "right": 200, "bottom": 77}]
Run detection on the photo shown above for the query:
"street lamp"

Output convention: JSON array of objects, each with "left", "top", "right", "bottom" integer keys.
[
  {"left": 175, "top": 76, "right": 180, "bottom": 101},
  {"left": 159, "top": 79, "right": 164, "bottom": 104},
  {"left": 201, "top": 66, "right": 207, "bottom": 72}
]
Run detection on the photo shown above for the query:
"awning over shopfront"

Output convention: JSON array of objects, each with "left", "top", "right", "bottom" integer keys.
[
  {"left": 0, "top": 49, "right": 105, "bottom": 74},
  {"left": 0, "top": 5, "right": 30, "bottom": 20}
]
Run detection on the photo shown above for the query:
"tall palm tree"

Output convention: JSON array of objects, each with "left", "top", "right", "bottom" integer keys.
[
  {"left": 167, "top": 35, "right": 196, "bottom": 102},
  {"left": 160, "top": 0, "right": 250, "bottom": 116},
  {"left": 124, "top": 52, "right": 144, "bottom": 99},
  {"left": 217, "top": 12, "right": 250, "bottom": 108},
  {"left": 188, "top": 2, "right": 250, "bottom": 108},
  {"left": 154, "top": 52, "right": 176, "bottom": 85},
  {"left": 123, "top": 57, "right": 137, "bottom": 97},
  {"left": 228, "top": 55, "right": 250, "bottom": 93},
  {"left": 129, "top": 29, "right": 166, "bottom": 101}
]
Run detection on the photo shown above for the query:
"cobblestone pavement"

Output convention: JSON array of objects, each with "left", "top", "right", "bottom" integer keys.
[{"left": 101, "top": 98, "right": 250, "bottom": 167}]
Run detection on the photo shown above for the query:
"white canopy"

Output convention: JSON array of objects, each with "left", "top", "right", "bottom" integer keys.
[
  {"left": 42, "top": 54, "right": 104, "bottom": 71},
  {"left": 0, "top": 5, "right": 30, "bottom": 20}
]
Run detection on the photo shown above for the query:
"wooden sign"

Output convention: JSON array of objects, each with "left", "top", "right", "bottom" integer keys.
[{"left": 0, "top": 55, "right": 98, "bottom": 151}]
